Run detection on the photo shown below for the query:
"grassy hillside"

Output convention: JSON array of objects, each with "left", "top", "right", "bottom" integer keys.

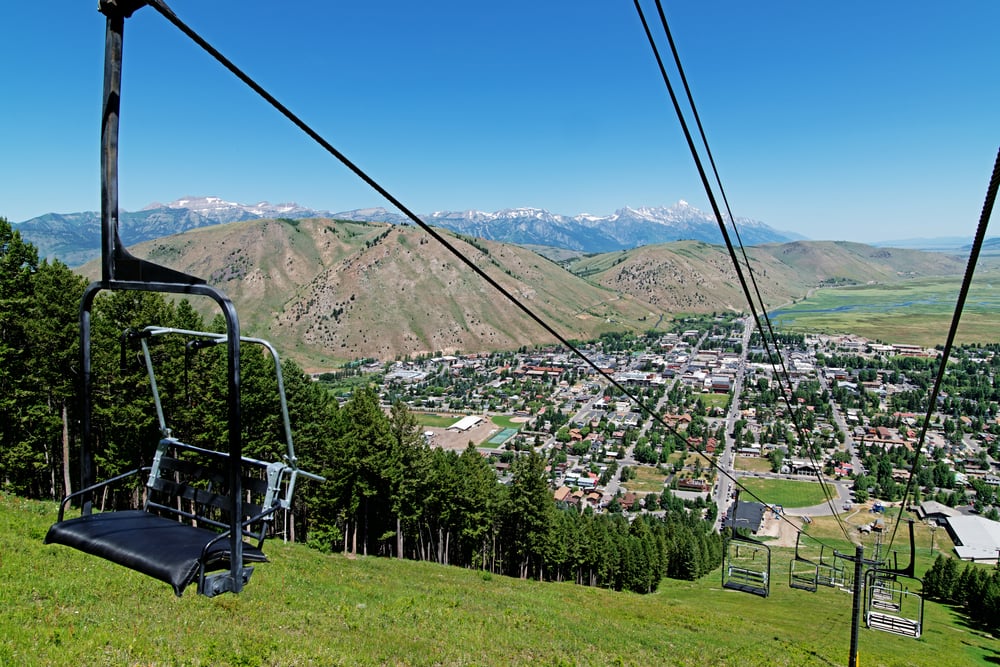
[
  {"left": 5, "top": 494, "right": 996, "bottom": 666},
  {"left": 566, "top": 240, "right": 970, "bottom": 314}
]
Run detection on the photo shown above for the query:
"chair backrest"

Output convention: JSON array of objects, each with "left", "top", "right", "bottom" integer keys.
[{"left": 145, "top": 438, "right": 291, "bottom": 544}]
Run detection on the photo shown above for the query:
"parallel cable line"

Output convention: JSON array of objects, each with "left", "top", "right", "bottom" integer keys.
[
  {"left": 648, "top": 0, "right": 853, "bottom": 545},
  {"left": 885, "top": 147, "right": 1000, "bottom": 556},
  {"left": 634, "top": 0, "right": 853, "bottom": 544}
]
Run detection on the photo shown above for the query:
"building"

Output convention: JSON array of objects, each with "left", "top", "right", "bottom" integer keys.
[
  {"left": 726, "top": 501, "right": 767, "bottom": 534},
  {"left": 448, "top": 415, "right": 483, "bottom": 432},
  {"left": 915, "top": 500, "right": 961, "bottom": 526},
  {"left": 945, "top": 515, "right": 1000, "bottom": 562}
]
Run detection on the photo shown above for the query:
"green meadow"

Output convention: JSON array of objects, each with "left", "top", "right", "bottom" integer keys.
[
  {"left": 769, "top": 271, "right": 1000, "bottom": 346},
  {"left": 414, "top": 412, "right": 460, "bottom": 428},
  {"left": 3, "top": 494, "right": 996, "bottom": 666},
  {"left": 739, "top": 478, "right": 832, "bottom": 509}
]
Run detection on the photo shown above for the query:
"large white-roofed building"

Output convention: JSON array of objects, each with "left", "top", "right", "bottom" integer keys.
[
  {"left": 448, "top": 415, "right": 483, "bottom": 432},
  {"left": 946, "top": 515, "right": 1000, "bottom": 563}
]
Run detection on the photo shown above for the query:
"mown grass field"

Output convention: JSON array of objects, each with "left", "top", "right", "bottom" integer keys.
[
  {"left": 5, "top": 494, "right": 998, "bottom": 666},
  {"left": 490, "top": 414, "right": 525, "bottom": 431},
  {"left": 627, "top": 465, "right": 668, "bottom": 493},
  {"left": 739, "top": 478, "right": 832, "bottom": 509},
  {"left": 414, "top": 412, "right": 460, "bottom": 428},
  {"left": 769, "top": 270, "right": 1000, "bottom": 346},
  {"left": 698, "top": 392, "right": 730, "bottom": 411}
]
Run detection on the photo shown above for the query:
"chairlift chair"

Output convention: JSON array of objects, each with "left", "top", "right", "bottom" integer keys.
[
  {"left": 862, "top": 519, "right": 924, "bottom": 638},
  {"left": 46, "top": 326, "right": 323, "bottom": 596},
  {"left": 788, "top": 532, "right": 819, "bottom": 592},
  {"left": 816, "top": 544, "right": 851, "bottom": 590},
  {"left": 722, "top": 533, "right": 771, "bottom": 597},
  {"left": 44, "top": 3, "right": 322, "bottom": 597},
  {"left": 722, "top": 491, "right": 771, "bottom": 597},
  {"left": 863, "top": 568, "right": 924, "bottom": 638}
]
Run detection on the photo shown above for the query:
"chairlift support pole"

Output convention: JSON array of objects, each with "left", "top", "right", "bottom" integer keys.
[{"left": 837, "top": 543, "right": 880, "bottom": 667}]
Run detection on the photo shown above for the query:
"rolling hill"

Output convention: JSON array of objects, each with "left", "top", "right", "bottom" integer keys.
[
  {"left": 81, "top": 218, "right": 659, "bottom": 370},
  {"left": 565, "top": 240, "right": 969, "bottom": 314},
  {"left": 77, "top": 219, "right": 972, "bottom": 370}
]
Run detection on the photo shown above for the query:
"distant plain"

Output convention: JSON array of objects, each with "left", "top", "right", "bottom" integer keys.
[{"left": 769, "top": 262, "right": 1000, "bottom": 346}]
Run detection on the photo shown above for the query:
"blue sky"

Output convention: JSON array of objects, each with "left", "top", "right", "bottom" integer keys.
[{"left": 1, "top": 1, "right": 997, "bottom": 243}]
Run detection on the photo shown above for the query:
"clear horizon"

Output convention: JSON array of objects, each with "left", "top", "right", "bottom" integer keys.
[{"left": 2, "top": 1, "right": 998, "bottom": 244}]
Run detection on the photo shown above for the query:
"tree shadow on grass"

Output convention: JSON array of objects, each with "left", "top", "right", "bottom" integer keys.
[
  {"left": 965, "top": 641, "right": 1000, "bottom": 665},
  {"left": 941, "top": 601, "right": 1000, "bottom": 662}
]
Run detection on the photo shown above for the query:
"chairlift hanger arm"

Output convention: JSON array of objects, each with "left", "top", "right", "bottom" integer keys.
[
  {"left": 134, "top": 326, "right": 314, "bottom": 475},
  {"left": 99, "top": 1, "right": 148, "bottom": 19}
]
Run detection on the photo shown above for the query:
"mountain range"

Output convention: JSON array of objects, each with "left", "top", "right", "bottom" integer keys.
[{"left": 14, "top": 196, "right": 802, "bottom": 267}]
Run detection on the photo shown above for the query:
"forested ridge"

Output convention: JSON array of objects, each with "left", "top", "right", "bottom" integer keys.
[{"left": 0, "top": 217, "right": 721, "bottom": 593}]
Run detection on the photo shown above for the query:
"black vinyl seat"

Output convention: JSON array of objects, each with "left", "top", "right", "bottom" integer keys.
[{"left": 46, "top": 509, "right": 267, "bottom": 596}]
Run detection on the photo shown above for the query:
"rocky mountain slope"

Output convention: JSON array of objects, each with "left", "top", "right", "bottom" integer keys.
[{"left": 75, "top": 217, "right": 967, "bottom": 371}]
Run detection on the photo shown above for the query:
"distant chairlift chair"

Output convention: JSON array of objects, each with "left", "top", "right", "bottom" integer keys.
[
  {"left": 817, "top": 544, "right": 851, "bottom": 590},
  {"left": 788, "top": 532, "right": 819, "bottom": 593},
  {"left": 723, "top": 534, "right": 771, "bottom": 598}
]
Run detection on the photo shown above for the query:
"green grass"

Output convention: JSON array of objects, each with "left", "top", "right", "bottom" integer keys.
[
  {"left": 319, "top": 373, "right": 380, "bottom": 398},
  {"left": 414, "top": 412, "right": 460, "bottom": 428},
  {"left": 735, "top": 456, "right": 773, "bottom": 473},
  {"left": 3, "top": 493, "right": 997, "bottom": 666},
  {"left": 738, "top": 478, "right": 831, "bottom": 508},
  {"left": 698, "top": 393, "right": 730, "bottom": 411},
  {"left": 490, "top": 414, "right": 524, "bottom": 431},
  {"left": 770, "top": 272, "right": 1000, "bottom": 346},
  {"left": 627, "top": 466, "right": 668, "bottom": 493}
]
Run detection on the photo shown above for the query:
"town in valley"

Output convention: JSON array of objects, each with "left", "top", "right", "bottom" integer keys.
[{"left": 319, "top": 312, "right": 1000, "bottom": 564}]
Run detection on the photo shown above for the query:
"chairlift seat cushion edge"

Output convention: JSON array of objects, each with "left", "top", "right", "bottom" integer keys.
[{"left": 45, "top": 509, "right": 267, "bottom": 596}]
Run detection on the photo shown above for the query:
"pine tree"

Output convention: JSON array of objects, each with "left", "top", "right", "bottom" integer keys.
[
  {"left": 954, "top": 563, "right": 977, "bottom": 607},
  {"left": 326, "top": 385, "right": 392, "bottom": 556},
  {"left": 939, "top": 556, "right": 959, "bottom": 603},
  {"left": 454, "top": 442, "right": 500, "bottom": 569},
  {"left": 386, "top": 400, "right": 428, "bottom": 560},
  {"left": 921, "top": 554, "right": 945, "bottom": 599},
  {"left": 504, "top": 451, "right": 555, "bottom": 579},
  {"left": 981, "top": 573, "right": 1000, "bottom": 635},
  {"left": 21, "top": 260, "right": 87, "bottom": 499}
]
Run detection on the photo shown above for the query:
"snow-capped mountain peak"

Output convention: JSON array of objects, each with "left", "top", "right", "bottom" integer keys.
[
  {"left": 145, "top": 196, "right": 333, "bottom": 224},
  {"left": 15, "top": 197, "right": 800, "bottom": 268}
]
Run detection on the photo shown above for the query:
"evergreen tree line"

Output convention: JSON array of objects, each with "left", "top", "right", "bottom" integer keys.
[
  {"left": 1, "top": 218, "right": 721, "bottom": 594},
  {"left": 921, "top": 554, "right": 1000, "bottom": 634},
  {"left": 0, "top": 219, "right": 87, "bottom": 499},
  {"left": 301, "top": 384, "right": 722, "bottom": 593}
]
